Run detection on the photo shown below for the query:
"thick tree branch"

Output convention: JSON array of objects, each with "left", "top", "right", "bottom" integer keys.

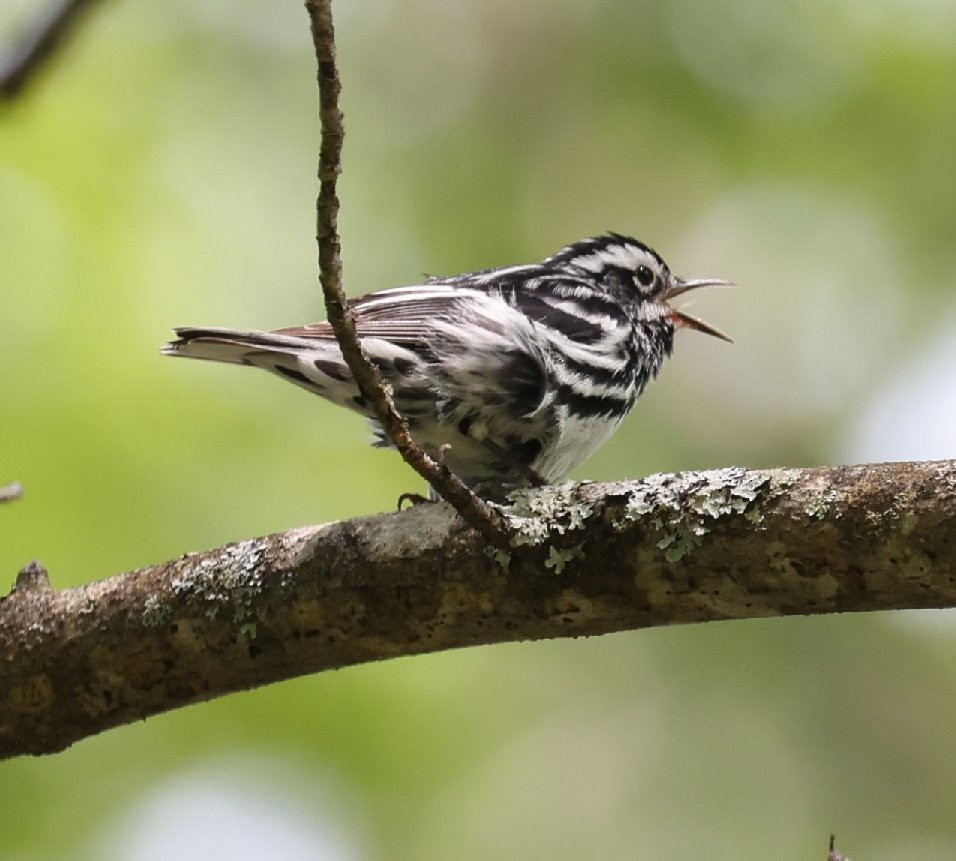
[
  {"left": 0, "top": 0, "right": 101, "bottom": 100},
  {"left": 302, "top": 0, "right": 510, "bottom": 548},
  {"left": 3, "top": 461, "right": 956, "bottom": 760}
]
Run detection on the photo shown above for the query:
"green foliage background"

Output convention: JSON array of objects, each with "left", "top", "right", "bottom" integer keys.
[{"left": 2, "top": 1, "right": 956, "bottom": 858}]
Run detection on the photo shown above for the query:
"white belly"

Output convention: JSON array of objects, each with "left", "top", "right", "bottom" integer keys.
[{"left": 531, "top": 407, "right": 625, "bottom": 482}]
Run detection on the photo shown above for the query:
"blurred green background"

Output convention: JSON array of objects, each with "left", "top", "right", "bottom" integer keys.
[{"left": 3, "top": 0, "right": 956, "bottom": 858}]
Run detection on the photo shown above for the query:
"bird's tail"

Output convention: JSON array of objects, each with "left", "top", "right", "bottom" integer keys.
[
  {"left": 161, "top": 327, "right": 319, "bottom": 365},
  {"left": 162, "top": 325, "right": 433, "bottom": 418},
  {"left": 162, "top": 325, "right": 360, "bottom": 405}
]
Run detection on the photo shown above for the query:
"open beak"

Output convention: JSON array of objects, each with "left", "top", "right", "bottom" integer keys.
[{"left": 664, "top": 277, "right": 734, "bottom": 343}]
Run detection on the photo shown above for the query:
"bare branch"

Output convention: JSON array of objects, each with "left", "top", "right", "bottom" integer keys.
[
  {"left": 3, "top": 461, "right": 956, "bottom": 759},
  {"left": 302, "top": 0, "right": 510, "bottom": 548},
  {"left": 0, "top": 0, "right": 101, "bottom": 100}
]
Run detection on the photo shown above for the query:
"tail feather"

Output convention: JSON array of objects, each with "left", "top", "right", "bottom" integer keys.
[
  {"left": 162, "top": 325, "right": 397, "bottom": 411},
  {"left": 162, "top": 325, "right": 431, "bottom": 416},
  {"left": 161, "top": 327, "right": 318, "bottom": 365},
  {"left": 162, "top": 326, "right": 345, "bottom": 400}
]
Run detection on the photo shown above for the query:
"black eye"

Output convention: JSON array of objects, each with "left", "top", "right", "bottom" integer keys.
[{"left": 635, "top": 265, "right": 655, "bottom": 288}]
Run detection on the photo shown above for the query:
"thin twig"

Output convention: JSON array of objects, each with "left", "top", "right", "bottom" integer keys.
[
  {"left": 0, "top": 482, "right": 23, "bottom": 504},
  {"left": 302, "top": 0, "right": 510, "bottom": 549},
  {"left": 0, "top": 0, "right": 101, "bottom": 100},
  {"left": 828, "top": 834, "right": 850, "bottom": 861}
]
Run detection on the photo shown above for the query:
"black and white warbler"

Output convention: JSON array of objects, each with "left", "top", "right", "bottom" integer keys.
[{"left": 162, "top": 233, "right": 730, "bottom": 493}]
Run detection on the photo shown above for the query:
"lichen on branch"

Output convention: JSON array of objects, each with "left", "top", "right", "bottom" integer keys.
[{"left": 2, "top": 461, "right": 955, "bottom": 760}]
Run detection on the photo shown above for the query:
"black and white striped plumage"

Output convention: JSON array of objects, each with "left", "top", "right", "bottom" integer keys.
[{"left": 162, "top": 233, "right": 729, "bottom": 493}]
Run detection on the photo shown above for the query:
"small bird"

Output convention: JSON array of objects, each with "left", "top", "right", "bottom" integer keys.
[{"left": 162, "top": 233, "right": 730, "bottom": 494}]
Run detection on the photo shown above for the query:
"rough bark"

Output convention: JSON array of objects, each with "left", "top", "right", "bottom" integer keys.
[{"left": 2, "top": 461, "right": 955, "bottom": 760}]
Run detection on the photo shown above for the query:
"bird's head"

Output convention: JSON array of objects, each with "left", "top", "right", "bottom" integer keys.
[{"left": 547, "top": 233, "right": 733, "bottom": 342}]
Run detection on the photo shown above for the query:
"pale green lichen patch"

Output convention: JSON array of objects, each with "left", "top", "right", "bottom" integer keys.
[
  {"left": 488, "top": 482, "right": 597, "bottom": 572},
  {"left": 501, "top": 482, "right": 596, "bottom": 548},
  {"left": 804, "top": 486, "right": 843, "bottom": 520},
  {"left": 612, "top": 468, "right": 772, "bottom": 561},
  {"left": 142, "top": 594, "right": 173, "bottom": 628},
  {"left": 486, "top": 546, "right": 513, "bottom": 571},
  {"left": 544, "top": 545, "right": 584, "bottom": 574},
  {"left": 168, "top": 537, "right": 271, "bottom": 626}
]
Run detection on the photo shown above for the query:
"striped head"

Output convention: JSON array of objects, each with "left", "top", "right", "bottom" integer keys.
[{"left": 545, "top": 233, "right": 732, "bottom": 341}]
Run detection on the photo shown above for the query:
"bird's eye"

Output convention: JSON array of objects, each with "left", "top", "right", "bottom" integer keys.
[{"left": 635, "top": 266, "right": 655, "bottom": 288}]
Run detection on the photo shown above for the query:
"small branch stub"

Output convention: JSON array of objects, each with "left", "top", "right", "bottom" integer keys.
[
  {"left": 13, "top": 560, "right": 52, "bottom": 595},
  {"left": 828, "top": 834, "right": 850, "bottom": 861}
]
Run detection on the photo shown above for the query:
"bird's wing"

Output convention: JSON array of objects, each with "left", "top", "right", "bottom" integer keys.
[
  {"left": 280, "top": 283, "right": 555, "bottom": 420},
  {"left": 277, "top": 272, "right": 613, "bottom": 346},
  {"left": 275, "top": 285, "right": 469, "bottom": 346}
]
